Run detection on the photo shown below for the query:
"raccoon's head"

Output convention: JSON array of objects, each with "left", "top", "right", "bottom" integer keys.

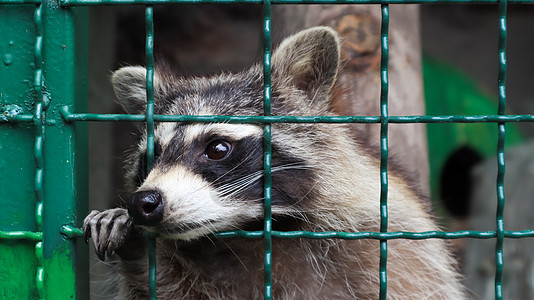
[{"left": 112, "top": 27, "right": 341, "bottom": 240}]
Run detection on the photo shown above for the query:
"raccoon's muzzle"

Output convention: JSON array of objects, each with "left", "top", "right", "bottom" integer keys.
[{"left": 127, "top": 190, "right": 164, "bottom": 226}]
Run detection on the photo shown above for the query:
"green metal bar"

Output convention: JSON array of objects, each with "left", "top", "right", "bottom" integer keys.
[
  {"left": 18, "top": 226, "right": 534, "bottom": 240},
  {"left": 60, "top": 225, "right": 84, "bottom": 238},
  {"left": 1, "top": 115, "right": 35, "bottom": 122},
  {"left": 262, "top": 0, "right": 273, "bottom": 298},
  {"left": 495, "top": 0, "right": 507, "bottom": 298},
  {"left": 35, "top": 242, "right": 44, "bottom": 295},
  {"left": 378, "top": 4, "right": 389, "bottom": 299},
  {"left": 144, "top": 6, "right": 158, "bottom": 300},
  {"left": 33, "top": 4, "right": 45, "bottom": 298},
  {"left": 213, "top": 229, "right": 534, "bottom": 239},
  {"left": 52, "top": 0, "right": 534, "bottom": 6},
  {"left": 0, "top": 0, "right": 40, "bottom": 3},
  {"left": 0, "top": 230, "right": 43, "bottom": 241},
  {"left": 273, "top": 230, "right": 534, "bottom": 239},
  {"left": 54, "top": 108, "right": 534, "bottom": 124},
  {"left": 39, "top": 0, "right": 89, "bottom": 298}
]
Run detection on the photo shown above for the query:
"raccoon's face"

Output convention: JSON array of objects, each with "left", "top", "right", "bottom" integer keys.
[{"left": 112, "top": 27, "right": 340, "bottom": 240}]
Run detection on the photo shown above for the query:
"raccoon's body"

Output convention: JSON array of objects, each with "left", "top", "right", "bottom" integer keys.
[{"left": 85, "top": 27, "right": 465, "bottom": 299}]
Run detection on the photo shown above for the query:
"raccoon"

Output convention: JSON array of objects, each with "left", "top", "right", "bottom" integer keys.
[{"left": 84, "top": 27, "right": 465, "bottom": 299}]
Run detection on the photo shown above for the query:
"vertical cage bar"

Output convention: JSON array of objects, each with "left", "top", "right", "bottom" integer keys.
[
  {"left": 262, "top": 0, "right": 273, "bottom": 298},
  {"left": 144, "top": 5, "right": 158, "bottom": 300},
  {"left": 378, "top": 4, "right": 390, "bottom": 300},
  {"left": 40, "top": 0, "right": 89, "bottom": 298},
  {"left": 495, "top": 0, "right": 507, "bottom": 298},
  {"left": 33, "top": 3, "right": 45, "bottom": 298}
]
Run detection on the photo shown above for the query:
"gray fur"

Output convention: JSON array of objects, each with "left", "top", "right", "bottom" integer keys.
[{"left": 84, "top": 27, "right": 465, "bottom": 299}]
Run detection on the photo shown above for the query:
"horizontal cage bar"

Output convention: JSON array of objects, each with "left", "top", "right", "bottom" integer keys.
[
  {"left": 2, "top": 0, "right": 534, "bottom": 5},
  {"left": 213, "top": 229, "right": 534, "bottom": 240},
  {"left": 55, "top": 108, "right": 534, "bottom": 124},
  {"left": 5, "top": 227, "right": 533, "bottom": 241},
  {"left": 4, "top": 112, "right": 534, "bottom": 124},
  {"left": 59, "top": 0, "right": 534, "bottom": 6},
  {"left": 0, "top": 230, "right": 43, "bottom": 241}
]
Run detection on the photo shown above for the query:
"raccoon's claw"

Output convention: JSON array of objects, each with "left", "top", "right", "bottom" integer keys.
[
  {"left": 83, "top": 210, "right": 100, "bottom": 243},
  {"left": 83, "top": 208, "right": 134, "bottom": 261}
]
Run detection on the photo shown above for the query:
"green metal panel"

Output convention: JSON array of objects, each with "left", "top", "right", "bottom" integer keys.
[
  {"left": 0, "top": 1, "right": 88, "bottom": 299},
  {"left": 0, "top": 6, "right": 37, "bottom": 232},
  {"left": 0, "top": 5, "right": 41, "bottom": 299}
]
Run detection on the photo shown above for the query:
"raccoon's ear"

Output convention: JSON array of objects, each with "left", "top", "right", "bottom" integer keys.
[
  {"left": 272, "top": 26, "right": 340, "bottom": 104},
  {"left": 112, "top": 66, "right": 150, "bottom": 114}
]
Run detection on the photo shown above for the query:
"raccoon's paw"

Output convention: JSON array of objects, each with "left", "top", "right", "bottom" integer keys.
[{"left": 83, "top": 208, "right": 134, "bottom": 261}]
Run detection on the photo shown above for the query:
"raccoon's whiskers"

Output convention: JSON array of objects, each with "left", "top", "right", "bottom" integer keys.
[
  {"left": 177, "top": 151, "right": 259, "bottom": 199},
  {"left": 309, "top": 86, "right": 321, "bottom": 107},
  {"left": 216, "top": 163, "right": 312, "bottom": 199},
  {"left": 272, "top": 163, "right": 313, "bottom": 172},
  {"left": 279, "top": 210, "right": 311, "bottom": 224},
  {"left": 216, "top": 171, "right": 263, "bottom": 197},
  {"left": 194, "top": 220, "right": 250, "bottom": 272},
  {"left": 116, "top": 193, "right": 128, "bottom": 206},
  {"left": 201, "top": 219, "right": 217, "bottom": 235},
  {"left": 210, "top": 151, "right": 257, "bottom": 186},
  {"left": 285, "top": 177, "right": 320, "bottom": 208},
  {"left": 214, "top": 237, "right": 250, "bottom": 272}
]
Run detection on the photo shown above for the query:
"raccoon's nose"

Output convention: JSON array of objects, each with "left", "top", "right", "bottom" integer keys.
[{"left": 127, "top": 190, "right": 164, "bottom": 226}]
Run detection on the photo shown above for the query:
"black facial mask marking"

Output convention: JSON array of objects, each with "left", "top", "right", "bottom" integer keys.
[{"left": 135, "top": 129, "right": 318, "bottom": 210}]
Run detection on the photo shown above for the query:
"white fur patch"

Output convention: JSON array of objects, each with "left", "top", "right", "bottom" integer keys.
[
  {"left": 138, "top": 165, "right": 262, "bottom": 240},
  {"left": 137, "top": 123, "right": 262, "bottom": 154},
  {"left": 155, "top": 122, "right": 177, "bottom": 149},
  {"left": 184, "top": 123, "right": 262, "bottom": 146}
]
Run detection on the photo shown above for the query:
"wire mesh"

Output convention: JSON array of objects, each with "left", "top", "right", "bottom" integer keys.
[{"left": 1, "top": 0, "right": 534, "bottom": 299}]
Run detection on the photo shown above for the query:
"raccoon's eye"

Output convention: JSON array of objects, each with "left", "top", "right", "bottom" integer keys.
[{"left": 204, "top": 140, "right": 232, "bottom": 160}]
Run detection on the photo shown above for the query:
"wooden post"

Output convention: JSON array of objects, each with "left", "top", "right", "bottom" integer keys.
[{"left": 273, "top": 5, "right": 429, "bottom": 196}]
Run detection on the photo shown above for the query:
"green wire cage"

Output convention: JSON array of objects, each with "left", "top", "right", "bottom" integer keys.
[{"left": 1, "top": 1, "right": 534, "bottom": 299}]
